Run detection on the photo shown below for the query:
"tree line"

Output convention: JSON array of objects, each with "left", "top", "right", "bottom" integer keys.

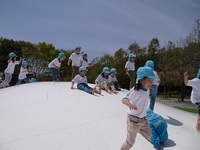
[{"left": 0, "top": 19, "right": 199, "bottom": 100}]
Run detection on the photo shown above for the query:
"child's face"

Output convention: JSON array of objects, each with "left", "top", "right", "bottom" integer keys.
[
  {"left": 130, "top": 57, "right": 136, "bottom": 61},
  {"left": 83, "top": 55, "right": 87, "bottom": 59},
  {"left": 80, "top": 70, "right": 87, "bottom": 75},
  {"left": 110, "top": 72, "right": 115, "bottom": 76},
  {"left": 140, "top": 78, "right": 153, "bottom": 89},
  {"left": 60, "top": 57, "right": 65, "bottom": 61},
  {"left": 23, "top": 64, "right": 28, "bottom": 68},
  {"left": 75, "top": 49, "right": 81, "bottom": 54},
  {"left": 104, "top": 72, "right": 109, "bottom": 76}
]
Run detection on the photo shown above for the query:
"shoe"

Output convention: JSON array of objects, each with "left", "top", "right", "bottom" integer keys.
[{"left": 116, "top": 88, "right": 121, "bottom": 91}]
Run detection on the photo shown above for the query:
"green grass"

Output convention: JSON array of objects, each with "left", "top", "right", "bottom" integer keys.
[{"left": 175, "top": 107, "right": 198, "bottom": 114}]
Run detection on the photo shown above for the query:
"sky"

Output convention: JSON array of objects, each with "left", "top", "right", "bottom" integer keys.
[{"left": 0, "top": 0, "right": 199, "bottom": 60}]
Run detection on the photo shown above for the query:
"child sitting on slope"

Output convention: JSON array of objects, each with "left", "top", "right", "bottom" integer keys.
[
  {"left": 95, "top": 67, "right": 112, "bottom": 94},
  {"left": 71, "top": 66, "right": 100, "bottom": 95}
]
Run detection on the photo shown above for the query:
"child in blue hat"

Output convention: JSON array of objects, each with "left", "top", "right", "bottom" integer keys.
[
  {"left": 108, "top": 68, "right": 121, "bottom": 93},
  {"left": 125, "top": 53, "right": 136, "bottom": 89},
  {"left": 184, "top": 69, "right": 200, "bottom": 132},
  {"left": 121, "top": 66, "right": 155, "bottom": 150},
  {"left": 95, "top": 67, "right": 112, "bottom": 94},
  {"left": 82, "top": 53, "right": 94, "bottom": 68},
  {"left": 68, "top": 45, "right": 83, "bottom": 79},
  {"left": 0, "top": 52, "right": 22, "bottom": 88},
  {"left": 146, "top": 108, "right": 168, "bottom": 149},
  {"left": 145, "top": 60, "right": 160, "bottom": 111},
  {"left": 16, "top": 61, "right": 34, "bottom": 85},
  {"left": 71, "top": 66, "right": 97, "bottom": 95},
  {"left": 48, "top": 52, "right": 66, "bottom": 81}
]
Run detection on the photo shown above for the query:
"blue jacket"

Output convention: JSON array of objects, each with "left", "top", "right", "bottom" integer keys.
[{"left": 147, "top": 108, "right": 168, "bottom": 148}]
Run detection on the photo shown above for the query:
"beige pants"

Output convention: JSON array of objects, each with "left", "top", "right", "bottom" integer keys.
[
  {"left": 121, "top": 114, "right": 152, "bottom": 150},
  {"left": 100, "top": 81, "right": 109, "bottom": 91}
]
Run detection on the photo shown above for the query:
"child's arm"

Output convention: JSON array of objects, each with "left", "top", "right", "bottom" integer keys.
[
  {"left": 122, "top": 98, "right": 138, "bottom": 110},
  {"left": 19, "top": 57, "right": 22, "bottom": 64},
  {"left": 71, "top": 82, "right": 74, "bottom": 89},
  {"left": 184, "top": 72, "right": 189, "bottom": 86},
  {"left": 8, "top": 57, "right": 12, "bottom": 63}
]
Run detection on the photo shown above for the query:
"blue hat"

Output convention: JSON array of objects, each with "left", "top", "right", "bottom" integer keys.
[
  {"left": 136, "top": 66, "right": 155, "bottom": 83},
  {"left": 145, "top": 60, "right": 154, "bottom": 69},
  {"left": 128, "top": 53, "right": 136, "bottom": 61},
  {"left": 110, "top": 68, "right": 117, "bottom": 74},
  {"left": 79, "top": 66, "right": 87, "bottom": 72},
  {"left": 22, "top": 61, "right": 28, "bottom": 65},
  {"left": 9, "top": 52, "right": 17, "bottom": 57},
  {"left": 75, "top": 45, "right": 81, "bottom": 49},
  {"left": 58, "top": 52, "right": 66, "bottom": 59},
  {"left": 30, "top": 78, "right": 36, "bottom": 83},
  {"left": 197, "top": 69, "right": 200, "bottom": 78},
  {"left": 102, "top": 67, "right": 110, "bottom": 73}
]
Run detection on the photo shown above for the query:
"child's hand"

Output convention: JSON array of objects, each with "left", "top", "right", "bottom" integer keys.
[
  {"left": 128, "top": 104, "right": 138, "bottom": 110},
  {"left": 184, "top": 72, "right": 188, "bottom": 78}
]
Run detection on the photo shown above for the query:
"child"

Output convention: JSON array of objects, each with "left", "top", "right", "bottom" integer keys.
[
  {"left": 95, "top": 67, "right": 112, "bottom": 94},
  {"left": 82, "top": 53, "right": 94, "bottom": 68},
  {"left": 16, "top": 61, "right": 34, "bottom": 85},
  {"left": 146, "top": 108, "right": 168, "bottom": 149},
  {"left": 71, "top": 66, "right": 97, "bottom": 95},
  {"left": 120, "top": 66, "right": 155, "bottom": 150},
  {"left": 125, "top": 53, "right": 136, "bottom": 89},
  {"left": 108, "top": 68, "right": 121, "bottom": 93},
  {"left": 68, "top": 45, "right": 83, "bottom": 79},
  {"left": 48, "top": 52, "right": 66, "bottom": 81},
  {"left": 184, "top": 69, "right": 200, "bottom": 132},
  {"left": 0, "top": 52, "right": 22, "bottom": 88},
  {"left": 145, "top": 60, "right": 160, "bottom": 111}
]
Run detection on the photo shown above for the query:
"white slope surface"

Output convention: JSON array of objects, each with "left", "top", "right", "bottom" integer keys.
[{"left": 0, "top": 82, "right": 199, "bottom": 150}]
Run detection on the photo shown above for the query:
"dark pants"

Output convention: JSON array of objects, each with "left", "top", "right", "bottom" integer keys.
[
  {"left": 72, "top": 66, "right": 79, "bottom": 79},
  {"left": 49, "top": 68, "right": 59, "bottom": 81},
  {"left": 128, "top": 70, "right": 135, "bottom": 89},
  {"left": 195, "top": 103, "right": 200, "bottom": 116},
  {"left": 77, "top": 83, "right": 93, "bottom": 94},
  {"left": 149, "top": 84, "right": 159, "bottom": 111},
  {"left": 16, "top": 78, "right": 29, "bottom": 85}
]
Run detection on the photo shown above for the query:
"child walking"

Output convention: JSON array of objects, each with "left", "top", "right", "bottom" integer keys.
[
  {"left": 68, "top": 45, "right": 83, "bottom": 79},
  {"left": 16, "top": 61, "right": 34, "bottom": 85},
  {"left": 125, "top": 53, "right": 136, "bottom": 89},
  {"left": 108, "top": 68, "right": 121, "bottom": 93},
  {"left": 0, "top": 52, "right": 22, "bottom": 88},
  {"left": 184, "top": 69, "right": 200, "bottom": 132},
  {"left": 71, "top": 66, "right": 97, "bottom": 95},
  {"left": 120, "top": 66, "right": 155, "bottom": 150},
  {"left": 145, "top": 60, "right": 160, "bottom": 111},
  {"left": 48, "top": 52, "right": 66, "bottom": 81},
  {"left": 95, "top": 67, "right": 112, "bottom": 94}
]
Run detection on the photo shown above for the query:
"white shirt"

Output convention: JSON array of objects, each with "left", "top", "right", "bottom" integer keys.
[
  {"left": 82, "top": 60, "right": 89, "bottom": 68},
  {"left": 18, "top": 67, "right": 29, "bottom": 79},
  {"left": 72, "top": 74, "right": 88, "bottom": 85},
  {"left": 4, "top": 61, "right": 20, "bottom": 74},
  {"left": 108, "top": 75, "right": 118, "bottom": 83},
  {"left": 125, "top": 61, "right": 135, "bottom": 71},
  {"left": 187, "top": 78, "right": 200, "bottom": 103},
  {"left": 95, "top": 74, "right": 109, "bottom": 85},
  {"left": 152, "top": 71, "right": 160, "bottom": 86},
  {"left": 123, "top": 87, "right": 150, "bottom": 118},
  {"left": 48, "top": 58, "right": 61, "bottom": 68},
  {"left": 69, "top": 53, "right": 83, "bottom": 67}
]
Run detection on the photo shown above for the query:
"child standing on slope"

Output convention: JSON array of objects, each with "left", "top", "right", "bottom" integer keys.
[
  {"left": 0, "top": 52, "right": 22, "bottom": 88},
  {"left": 82, "top": 52, "right": 94, "bottom": 68},
  {"left": 145, "top": 60, "right": 160, "bottom": 111},
  {"left": 125, "top": 53, "right": 136, "bottom": 89},
  {"left": 16, "top": 61, "right": 34, "bottom": 85},
  {"left": 48, "top": 52, "right": 66, "bottom": 81},
  {"left": 95, "top": 67, "right": 112, "bottom": 94},
  {"left": 184, "top": 69, "right": 200, "bottom": 132},
  {"left": 120, "top": 66, "right": 155, "bottom": 150},
  {"left": 71, "top": 66, "right": 98, "bottom": 95},
  {"left": 68, "top": 45, "right": 83, "bottom": 79}
]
